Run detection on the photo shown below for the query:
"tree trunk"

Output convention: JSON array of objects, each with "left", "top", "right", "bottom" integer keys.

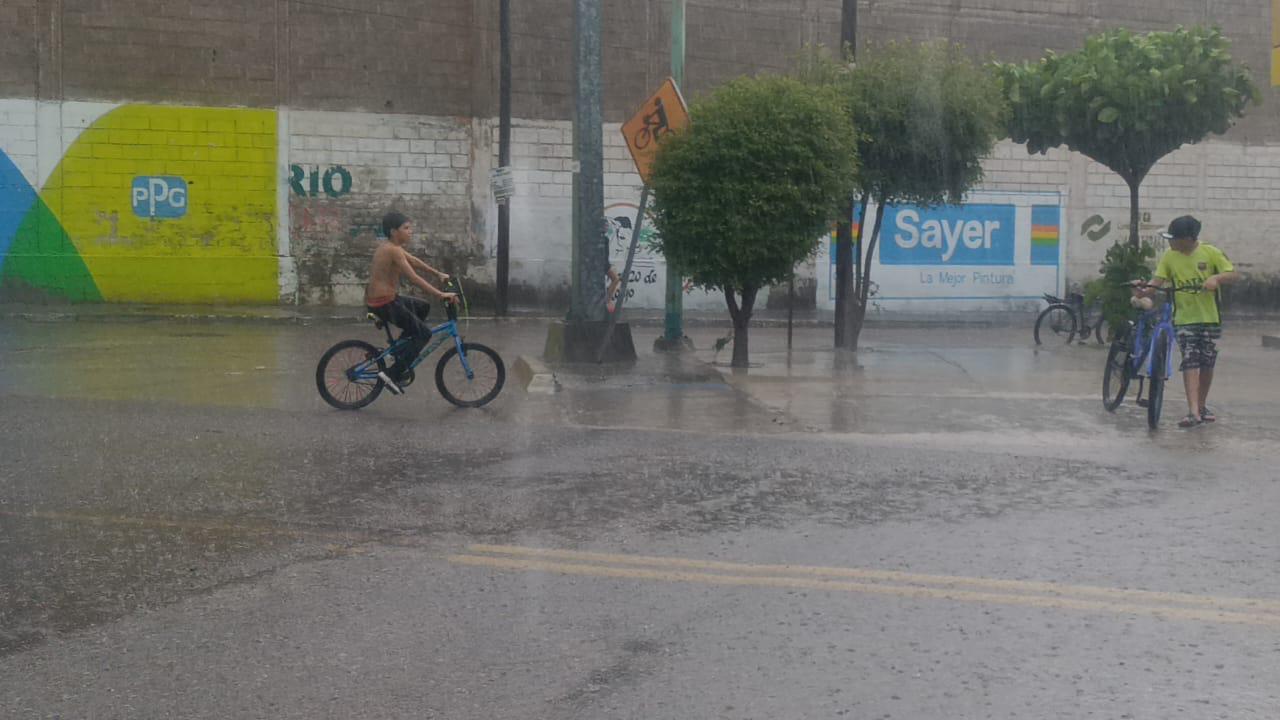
[
  {"left": 724, "top": 285, "right": 758, "bottom": 369},
  {"left": 1127, "top": 178, "right": 1142, "bottom": 249},
  {"left": 833, "top": 198, "right": 855, "bottom": 349},
  {"left": 850, "top": 202, "right": 886, "bottom": 351}
]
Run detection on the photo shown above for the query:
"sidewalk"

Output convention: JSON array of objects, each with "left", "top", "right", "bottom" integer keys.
[{"left": 0, "top": 301, "right": 1044, "bottom": 329}]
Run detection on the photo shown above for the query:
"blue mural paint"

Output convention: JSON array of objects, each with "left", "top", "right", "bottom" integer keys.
[{"left": 0, "top": 150, "right": 39, "bottom": 275}]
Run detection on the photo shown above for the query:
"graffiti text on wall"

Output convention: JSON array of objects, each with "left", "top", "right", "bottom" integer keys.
[{"left": 290, "top": 165, "right": 352, "bottom": 198}]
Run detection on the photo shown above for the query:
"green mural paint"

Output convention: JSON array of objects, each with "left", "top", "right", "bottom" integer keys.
[{"left": 0, "top": 198, "right": 103, "bottom": 302}]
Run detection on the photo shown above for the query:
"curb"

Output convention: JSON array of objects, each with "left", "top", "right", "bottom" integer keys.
[
  {"left": 0, "top": 307, "right": 1039, "bottom": 329},
  {"left": 512, "top": 355, "right": 559, "bottom": 394}
]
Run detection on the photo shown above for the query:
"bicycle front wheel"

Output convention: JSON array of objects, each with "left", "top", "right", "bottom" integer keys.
[
  {"left": 435, "top": 342, "right": 506, "bottom": 408},
  {"left": 1034, "top": 305, "right": 1077, "bottom": 345},
  {"left": 1102, "top": 340, "right": 1131, "bottom": 412},
  {"left": 317, "top": 340, "right": 386, "bottom": 410},
  {"left": 1146, "top": 337, "right": 1168, "bottom": 429}
]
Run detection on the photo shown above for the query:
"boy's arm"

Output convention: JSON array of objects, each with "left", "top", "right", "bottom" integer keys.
[
  {"left": 1204, "top": 247, "right": 1239, "bottom": 291},
  {"left": 1204, "top": 270, "right": 1239, "bottom": 291},
  {"left": 395, "top": 249, "right": 454, "bottom": 301},
  {"left": 406, "top": 253, "right": 449, "bottom": 281},
  {"left": 1136, "top": 276, "right": 1165, "bottom": 298}
]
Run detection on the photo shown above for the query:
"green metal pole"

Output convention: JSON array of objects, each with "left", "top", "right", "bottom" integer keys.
[{"left": 663, "top": 0, "right": 686, "bottom": 344}]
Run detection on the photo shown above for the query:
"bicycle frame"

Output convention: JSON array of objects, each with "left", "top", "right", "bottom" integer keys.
[
  {"left": 1127, "top": 294, "right": 1177, "bottom": 381},
  {"left": 345, "top": 318, "right": 475, "bottom": 384}
]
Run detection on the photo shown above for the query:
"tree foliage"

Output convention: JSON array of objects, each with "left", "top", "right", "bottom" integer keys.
[
  {"left": 994, "top": 26, "right": 1259, "bottom": 246},
  {"left": 799, "top": 42, "right": 1005, "bottom": 349},
  {"left": 649, "top": 75, "right": 858, "bottom": 367},
  {"left": 849, "top": 42, "right": 1005, "bottom": 207},
  {"left": 1084, "top": 240, "right": 1157, "bottom": 332}
]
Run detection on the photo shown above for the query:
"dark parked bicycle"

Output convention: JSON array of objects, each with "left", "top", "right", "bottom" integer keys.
[{"left": 1034, "top": 290, "right": 1108, "bottom": 345}]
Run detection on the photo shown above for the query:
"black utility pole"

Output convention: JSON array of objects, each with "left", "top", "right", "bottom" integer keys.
[{"left": 834, "top": 0, "right": 858, "bottom": 349}]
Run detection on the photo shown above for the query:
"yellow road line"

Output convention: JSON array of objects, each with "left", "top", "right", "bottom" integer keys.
[
  {"left": 449, "top": 554, "right": 1280, "bottom": 627},
  {"left": 465, "top": 544, "right": 1280, "bottom": 615},
  {"left": 0, "top": 509, "right": 381, "bottom": 545}
]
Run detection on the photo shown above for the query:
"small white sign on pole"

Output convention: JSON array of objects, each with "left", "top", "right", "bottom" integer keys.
[{"left": 490, "top": 166, "right": 515, "bottom": 203}]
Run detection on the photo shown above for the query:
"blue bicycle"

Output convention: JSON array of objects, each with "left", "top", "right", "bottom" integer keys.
[
  {"left": 315, "top": 281, "right": 505, "bottom": 410},
  {"left": 1101, "top": 282, "right": 1202, "bottom": 429}
]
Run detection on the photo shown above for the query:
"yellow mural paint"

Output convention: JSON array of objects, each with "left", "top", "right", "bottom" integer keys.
[
  {"left": 1273, "top": 0, "right": 1279, "bottom": 87},
  {"left": 40, "top": 105, "right": 278, "bottom": 303}
]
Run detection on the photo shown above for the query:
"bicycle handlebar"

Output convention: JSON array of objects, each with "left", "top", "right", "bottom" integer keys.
[{"left": 1121, "top": 280, "right": 1204, "bottom": 294}]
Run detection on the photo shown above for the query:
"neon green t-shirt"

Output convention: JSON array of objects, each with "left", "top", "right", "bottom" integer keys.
[{"left": 1154, "top": 243, "right": 1234, "bottom": 326}]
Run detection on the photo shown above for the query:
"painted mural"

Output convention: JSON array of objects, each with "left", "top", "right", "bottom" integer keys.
[{"left": 0, "top": 103, "right": 277, "bottom": 303}]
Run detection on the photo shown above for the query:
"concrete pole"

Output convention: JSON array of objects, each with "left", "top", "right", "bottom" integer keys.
[
  {"left": 662, "top": 0, "right": 686, "bottom": 343},
  {"left": 496, "top": 0, "right": 511, "bottom": 315},
  {"left": 570, "top": 0, "right": 606, "bottom": 323}
]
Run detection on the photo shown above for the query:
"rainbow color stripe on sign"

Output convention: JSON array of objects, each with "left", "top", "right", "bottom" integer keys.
[
  {"left": 1031, "top": 206, "right": 1060, "bottom": 266},
  {"left": 827, "top": 206, "right": 862, "bottom": 263}
]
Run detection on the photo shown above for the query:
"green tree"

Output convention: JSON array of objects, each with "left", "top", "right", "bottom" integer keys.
[
  {"left": 803, "top": 42, "right": 1005, "bottom": 349},
  {"left": 649, "top": 75, "right": 858, "bottom": 368},
  {"left": 995, "top": 26, "right": 1260, "bottom": 248}
]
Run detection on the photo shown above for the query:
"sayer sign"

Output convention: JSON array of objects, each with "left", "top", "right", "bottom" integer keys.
[{"left": 879, "top": 204, "right": 1016, "bottom": 266}]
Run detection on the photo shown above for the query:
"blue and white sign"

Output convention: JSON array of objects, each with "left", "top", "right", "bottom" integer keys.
[
  {"left": 818, "top": 191, "right": 1065, "bottom": 313},
  {"left": 131, "top": 176, "right": 188, "bottom": 219},
  {"left": 880, "top": 204, "right": 1016, "bottom": 266}
]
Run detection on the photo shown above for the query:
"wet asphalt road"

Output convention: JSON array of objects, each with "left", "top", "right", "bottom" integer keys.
[{"left": 1, "top": 317, "right": 1278, "bottom": 719}]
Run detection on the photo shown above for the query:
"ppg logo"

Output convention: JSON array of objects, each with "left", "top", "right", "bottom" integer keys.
[{"left": 131, "top": 176, "right": 188, "bottom": 219}]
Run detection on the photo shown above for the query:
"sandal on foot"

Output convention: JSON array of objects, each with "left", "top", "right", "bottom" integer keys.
[
  {"left": 1178, "top": 414, "right": 1202, "bottom": 428},
  {"left": 1200, "top": 407, "right": 1216, "bottom": 423}
]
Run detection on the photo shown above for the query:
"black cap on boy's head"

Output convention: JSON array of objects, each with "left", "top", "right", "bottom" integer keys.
[{"left": 1161, "top": 215, "right": 1201, "bottom": 241}]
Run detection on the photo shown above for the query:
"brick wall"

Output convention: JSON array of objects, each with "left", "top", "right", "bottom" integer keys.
[
  {"left": 860, "top": 0, "right": 1279, "bottom": 142},
  {"left": 287, "top": 0, "right": 477, "bottom": 116},
  {"left": 0, "top": 101, "right": 39, "bottom": 183},
  {"left": 59, "top": 0, "right": 278, "bottom": 107},
  {"left": 988, "top": 139, "right": 1280, "bottom": 295},
  {"left": 2, "top": 0, "right": 1279, "bottom": 308},
  {"left": 0, "top": 1, "right": 36, "bottom": 99},
  {"left": 286, "top": 110, "right": 476, "bottom": 305}
]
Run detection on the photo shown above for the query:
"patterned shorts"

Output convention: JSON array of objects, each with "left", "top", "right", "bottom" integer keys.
[{"left": 1175, "top": 324, "right": 1222, "bottom": 371}]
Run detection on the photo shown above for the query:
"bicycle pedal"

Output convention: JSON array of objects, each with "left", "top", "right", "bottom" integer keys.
[
  {"left": 378, "top": 371, "right": 403, "bottom": 394},
  {"left": 1136, "top": 398, "right": 1149, "bottom": 408}
]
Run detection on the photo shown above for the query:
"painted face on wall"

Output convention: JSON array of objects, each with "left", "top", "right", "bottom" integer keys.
[{"left": 607, "top": 215, "right": 632, "bottom": 255}]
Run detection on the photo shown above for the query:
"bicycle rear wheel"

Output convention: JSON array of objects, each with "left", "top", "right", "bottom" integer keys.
[
  {"left": 1034, "top": 305, "right": 1077, "bottom": 345},
  {"left": 435, "top": 342, "right": 505, "bottom": 408},
  {"left": 1102, "top": 340, "right": 1131, "bottom": 412},
  {"left": 316, "top": 340, "right": 386, "bottom": 410}
]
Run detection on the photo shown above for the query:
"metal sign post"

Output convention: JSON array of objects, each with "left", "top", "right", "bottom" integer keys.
[
  {"left": 594, "top": 78, "right": 690, "bottom": 362},
  {"left": 596, "top": 185, "right": 649, "bottom": 362}
]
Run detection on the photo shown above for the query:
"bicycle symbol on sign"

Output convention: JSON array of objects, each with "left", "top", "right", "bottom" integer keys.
[{"left": 633, "top": 98, "right": 672, "bottom": 150}]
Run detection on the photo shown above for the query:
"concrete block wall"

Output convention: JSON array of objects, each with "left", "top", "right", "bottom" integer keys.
[
  {"left": 984, "top": 139, "right": 1280, "bottom": 299},
  {"left": 285, "top": 110, "right": 476, "bottom": 305},
  {"left": 1, "top": 0, "right": 1278, "bottom": 309}
]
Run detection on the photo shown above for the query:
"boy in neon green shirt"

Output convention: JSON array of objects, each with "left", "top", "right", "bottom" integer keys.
[{"left": 1142, "top": 216, "right": 1240, "bottom": 427}]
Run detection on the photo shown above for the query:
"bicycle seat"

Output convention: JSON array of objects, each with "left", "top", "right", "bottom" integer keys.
[{"left": 366, "top": 312, "right": 387, "bottom": 330}]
